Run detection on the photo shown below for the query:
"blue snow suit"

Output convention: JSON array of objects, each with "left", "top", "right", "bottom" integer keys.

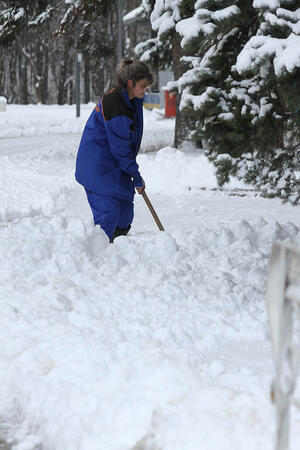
[{"left": 75, "top": 87, "right": 144, "bottom": 239}]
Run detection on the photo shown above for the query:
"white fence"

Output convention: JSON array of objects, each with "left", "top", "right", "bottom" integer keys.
[{"left": 266, "top": 242, "right": 300, "bottom": 450}]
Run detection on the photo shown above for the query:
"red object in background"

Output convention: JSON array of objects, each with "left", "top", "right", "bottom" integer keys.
[{"left": 165, "top": 91, "right": 176, "bottom": 117}]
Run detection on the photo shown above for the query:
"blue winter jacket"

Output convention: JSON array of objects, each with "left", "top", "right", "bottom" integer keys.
[{"left": 75, "top": 87, "right": 144, "bottom": 201}]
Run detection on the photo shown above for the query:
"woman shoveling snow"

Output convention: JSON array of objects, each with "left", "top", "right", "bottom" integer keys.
[{"left": 75, "top": 58, "right": 153, "bottom": 243}]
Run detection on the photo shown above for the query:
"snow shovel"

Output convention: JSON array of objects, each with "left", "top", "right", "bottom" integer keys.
[{"left": 141, "top": 190, "right": 165, "bottom": 231}]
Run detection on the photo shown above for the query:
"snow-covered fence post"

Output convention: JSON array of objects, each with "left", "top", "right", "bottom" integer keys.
[
  {"left": 0, "top": 97, "right": 7, "bottom": 112},
  {"left": 266, "top": 242, "right": 300, "bottom": 450}
]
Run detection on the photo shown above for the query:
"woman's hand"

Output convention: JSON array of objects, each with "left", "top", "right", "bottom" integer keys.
[{"left": 136, "top": 179, "right": 146, "bottom": 194}]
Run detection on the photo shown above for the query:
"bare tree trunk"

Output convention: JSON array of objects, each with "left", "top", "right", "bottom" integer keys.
[
  {"left": 69, "top": 79, "right": 74, "bottom": 104},
  {"left": 172, "top": 31, "right": 195, "bottom": 148},
  {"left": 35, "top": 37, "right": 43, "bottom": 103},
  {"left": 9, "top": 50, "right": 17, "bottom": 103},
  {"left": 18, "top": 24, "right": 29, "bottom": 105},
  {"left": 0, "top": 49, "right": 4, "bottom": 95},
  {"left": 34, "top": 36, "right": 49, "bottom": 104},
  {"left": 58, "top": 37, "right": 72, "bottom": 104},
  {"left": 41, "top": 42, "right": 49, "bottom": 104},
  {"left": 84, "top": 50, "right": 90, "bottom": 103},
  {"left": 18, "top": 52, "right": 28, "bottom": 104}
]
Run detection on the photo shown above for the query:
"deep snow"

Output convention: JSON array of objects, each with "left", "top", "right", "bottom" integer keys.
[{"left": 1, "top": 104, "right": 300, "bottom": 450}]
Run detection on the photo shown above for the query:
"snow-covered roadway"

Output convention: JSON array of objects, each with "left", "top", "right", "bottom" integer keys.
[
  {"left": 0, "top": 134, "right": 81, "bottom": 157},
  {"left": 1, "top": 105, "right": 300, "bottom": 450}
]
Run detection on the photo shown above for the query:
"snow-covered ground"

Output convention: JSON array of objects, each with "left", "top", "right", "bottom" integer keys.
[
  {"left": 1, "top": 104, "right": 300, "bottom": 450},
  {"left": 0, "top": 104, "right": 174, "bottom": 153}
]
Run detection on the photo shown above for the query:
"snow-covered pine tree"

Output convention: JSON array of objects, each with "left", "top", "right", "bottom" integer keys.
[
  {"left": 135, "top": 0, "right": 173, "bottom": 69},
  {"left": 235, "top": 0, "right": 300, "bottom": 204},
  {"left": 135, "top": 0, "right": 196, "bottom": 147},
  {"left": 172, "top": 0, "right": 263, "bottom": 186}
]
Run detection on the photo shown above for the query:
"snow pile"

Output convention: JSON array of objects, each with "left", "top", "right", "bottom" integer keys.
[
  {"left": 1, "top": 206, "right": 300, "bottom": 449},
  {"left": 0, "top": 142, "right": 75, "bottom": 222},
  {"left": 0, "top": 104, "right": 91, "bottom": 138},
  {"left": 139, "top": 145, "right": 218, "bottom": 192}
]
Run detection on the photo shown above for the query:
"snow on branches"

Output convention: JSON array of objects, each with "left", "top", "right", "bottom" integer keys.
[
  {"left": 145, "top": 0, "right": 300, "bottom": 204},
  {"left": 176, "top": 4, "right": 241, "bottom": 46}
]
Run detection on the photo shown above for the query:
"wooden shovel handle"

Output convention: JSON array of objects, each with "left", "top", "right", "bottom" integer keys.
[{"left": 141, "top": 190, "right": 165, "bottom": 232}]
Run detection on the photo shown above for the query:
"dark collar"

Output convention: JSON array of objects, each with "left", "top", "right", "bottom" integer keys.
[{"left": 120, "top": 87, "right": 134, "bottom": 109}]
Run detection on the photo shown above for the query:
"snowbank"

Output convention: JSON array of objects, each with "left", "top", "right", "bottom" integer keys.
[
  {"left": 1, "top": 203, "right": 300, "bottom": 449},
  {"left": 139, "top": 145, "right": 218, "bottom": 192},
  {"left": 0, "top": 104, "right": 175, "bottom": 152},
  {"left": 0, "top": 104, "right": 90, "bottom": 138}
]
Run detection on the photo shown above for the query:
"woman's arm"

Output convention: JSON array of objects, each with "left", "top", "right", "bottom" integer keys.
[{"left": 104, "top": 115, "right": 144, "bottom": 188}]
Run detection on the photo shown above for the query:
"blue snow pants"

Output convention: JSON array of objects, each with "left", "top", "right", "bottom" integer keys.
[{"left": 85, "top": 189, "right": 134, "bottom": 240}]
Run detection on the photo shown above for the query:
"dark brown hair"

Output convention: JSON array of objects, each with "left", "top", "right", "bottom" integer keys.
[{"left": 116, "top": 58, "right": 153, "bottom": 89}]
